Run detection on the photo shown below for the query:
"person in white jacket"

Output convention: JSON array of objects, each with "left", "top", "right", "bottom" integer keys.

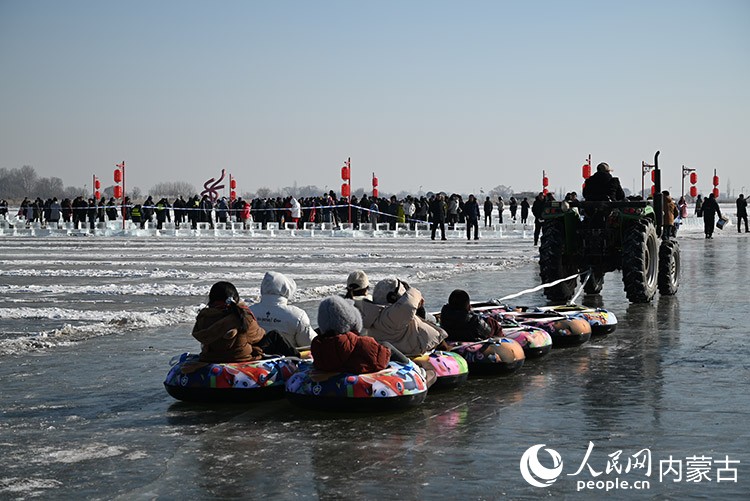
[
  {"left": 289, "top": 197, "right": 302, "bottom": 228},
  {"left": 355, "top": 277, "right": 448, "bottom": 357},
  {"left": 249, "top": 271, "right": 317, "bottom": 348}
]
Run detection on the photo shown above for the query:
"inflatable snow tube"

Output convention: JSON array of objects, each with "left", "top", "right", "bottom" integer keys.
[
  {"left": 513, "top": 313, "right": 592, "bottom": 347},
  {"left": 285, "top": 360, "right": 428, "bottom": 411},
  {"left": 536, "top": 305, "right": 618, "bottom": 335},
  {"left": 164, "top": 353, "right": 299, "bottom": 403},
  {"left": 501, "top": 325, "right": 553, "bottom": 358},
  {"left": 449, "top": 337, "right": 525, "bottom": 375},
  {"left": 411, "top": 350, "right": 469, "bottom": 389}
]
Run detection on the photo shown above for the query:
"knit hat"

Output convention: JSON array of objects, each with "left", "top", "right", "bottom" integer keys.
[
  {"left": 372, "top": 277, "right": 407, "bottom": 305},
  {"left": 346, "top": 270, "right": 369, "bottom": 290},
  {"left": 317, "top": 296, "right": 363, "bottom": 334}
]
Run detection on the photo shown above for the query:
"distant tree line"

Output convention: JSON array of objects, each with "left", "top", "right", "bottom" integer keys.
[{"left": 0, "top": 166, "right": 84, "bottom": 201}]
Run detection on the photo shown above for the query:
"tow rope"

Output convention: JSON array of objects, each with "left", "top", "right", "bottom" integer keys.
[{"left": 497, "top": 268, "right": 593, "bottom": 306}]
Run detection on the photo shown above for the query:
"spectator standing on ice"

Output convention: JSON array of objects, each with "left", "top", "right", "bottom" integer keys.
[
  {"left": 47, "top": 198, "right": 61, "bottom": 225},
  {"left": 483, "top": 196, "right": 493, "bottom": 226},
  {"left": 249, "top": 271, "right": 317, "bottom": 348},
  {"left": 429, "top": 193, "right": 447, "bottom": 241},
  {"left": 290, "top": 196, "right": 301, "bottom": 228},
  {"left": 155, "top": 198, "right": 171, "bottom": 229},
  {"left": 531, "top": 192, "right": 546, "bottom": 246},
  {"left": 464, "top": 194, "right": 480, "bottom": 240},
  {"left": 701, "top": 193, "right": 722, "bottom": 239},
  {"left": 662, "top": 191, "right": 678, "bottom": 238},
  {"left": 215, "top": 197, "right": 229, "bottom": 224},
  {"left": 520, "top": 197, "right": 530, "bottom": 224},
  {"left": 355, "top": 277, "right": 449, "bottom": 357},
  {"left": 447, "top": 195, "right": 460, "bottom": 229},
  {"left": 497, "top": 196, "right": 505, "bottom": 224},
  {"left": 695, "top": 194, "right": 703, "bottom": 217},
  {"left": 736, "top": 194, "right": 748, "bottom": 233},
  {"left": 509, "top": 197, "right": 518, "bottom": 222}
]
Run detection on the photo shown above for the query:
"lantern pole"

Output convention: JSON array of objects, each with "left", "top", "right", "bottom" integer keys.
[
  {"left": 681, "top": 165, "right": 695, "bottom": 200},
  {"left": 348, "top": 157, "right": 352, "bottom": 224},
  {"left": 641, "top": 161, "right": 654, "bottom": 199}
]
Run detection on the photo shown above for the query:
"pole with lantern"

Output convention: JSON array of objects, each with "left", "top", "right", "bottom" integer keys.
[
  {"left": 114, "top": 161, "right": 125, "bottom": 230},
  {"left": 681, "top": 165, "right": 696, "bottom": 200},
  {"left": 93, "top": 175, "right": 101, "bottom": 201},
  {"left": 581, "top": 154, "right": 592, "bottom": 193},
  {"left": 229, "top": 174, "right": 237, "bottom": 202},
  {"left": 542, "top": 170, "right": 549, "bottom": 196},
  {"left": 341, "top": 157, "right": 351, "bottom": 224},
  {"left": 372, "top": 172, "right": 378, "bottom": 198},
  {"left": 641, "top": 161, "right": 655, "bottom": 199},
  {"left": 712, "top": 169, "right": 720, "bottom": 199}
]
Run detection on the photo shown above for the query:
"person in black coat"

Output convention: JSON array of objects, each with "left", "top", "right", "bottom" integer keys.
[
  {"left": 701, "top": 193, "right": 722, "bottom": 239},
  {"left": 582, "top": 163, "right": 625, "bottom": 201},
  {"left": 736, "top": 194, "right": 748, "bottom": 233},
  {"left": 531, "top": 192, "right": 546, "bottom": 246},
  {"left": 483, "top": 196, "right": 493, "bottom": 226},
  {"left": 439, "top": 289, "right": 500, "bottom": 342},
  {"left": 464, "top": 194, "right": 480, "bottom": 240},
  {"left": 429, "top": 193, "right": 447, "bottom": 241}
]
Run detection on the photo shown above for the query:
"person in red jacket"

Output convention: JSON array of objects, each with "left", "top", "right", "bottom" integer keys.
[{"left": 311, "top": 296, "right": 408, "bottom": 374}]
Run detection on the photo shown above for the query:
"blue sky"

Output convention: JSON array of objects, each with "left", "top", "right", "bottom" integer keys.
[{"left": 1, "top": 0, "right": 748, "bottom": 198}]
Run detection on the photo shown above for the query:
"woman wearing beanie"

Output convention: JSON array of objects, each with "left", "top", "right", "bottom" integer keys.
[{"left": 312, "top": 296, "right": 407, "bottom": 374}]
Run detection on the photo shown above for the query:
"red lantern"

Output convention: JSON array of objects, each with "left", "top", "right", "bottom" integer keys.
[
  {"left": 713, "top": 175, "right": 719, "bottom": 186},
  {"left": 543, "top": 188, "right": 549, "bottom": 196},
  {"left": 542, "top": 176, "right": 549, "bottom": 187},
  {"left": 341, "top": 183, "right": 350, "bottom": 197},
  {"left": 95, "top": 190, "right": 100, "bottom": 199},
  {"left": 651, "top": 185, "right": 656, "bottom": 196},
  {"left": 372, "top": 176, "right": 378, "bottom": 187},
  {"left": 689, "top": 186, "right": 698, "bottom": 197},
  {"left": 690, "top": 172, "right": 697, "bottom": 184},
  {"left": 651, "top": 170, "right": 656, "bottom": 182},
  {"left": 341, "top": 166, "right": 350, "bottom": 181},
  {"left": 713, "top": 187, "right": 719, "bottom": 198},
  {"left": 95, "top": 179, "right": 101, "bottom": 189},
  {"left": 372, "top": 188, "right": 379, "bottom": 198},
  {"left": 113, "top": 185, "right": 123, "bottom": 198},
  {"left": 230, "top": 190, "right": 236, "bottom": 200},
  {"left": 114, "top": 169, "right": 122, "bottom": 183},
  {"left": 230, "top": 179, "right": 236, "bottom": 189},
  {"left": 582, "top": 164, "right": 591, "bottom": 179}
]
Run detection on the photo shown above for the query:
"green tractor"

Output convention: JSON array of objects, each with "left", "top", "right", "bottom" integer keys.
[{"left": 539, "top": 151, "right": 680, "bottom": 303}]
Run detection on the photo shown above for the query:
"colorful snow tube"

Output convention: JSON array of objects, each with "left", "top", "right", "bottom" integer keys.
[
  {"left": 534, "top": 305, "right": 618, "bottom": 335},
  {"left": 501, "top": 325, "right": 553, "bottom": 358},
  {"left": 285, "top": 360, "right": 428, "bottom": 411},
  {"left": 449, "top": 337, "right": 525, "bottom": 375},
  {"left": 164, "top": 353, "right": 299, "bottom": 403},
  {"left": 511, "top": 313, "right": 592, "bottom": 347},
  {"left": 411, "top": 350, "right": 469, "bottom": 388}
]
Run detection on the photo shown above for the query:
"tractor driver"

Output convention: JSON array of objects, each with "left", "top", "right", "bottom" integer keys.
[{"left": 582, "top": 163, "right": 625, "bottom": 202}]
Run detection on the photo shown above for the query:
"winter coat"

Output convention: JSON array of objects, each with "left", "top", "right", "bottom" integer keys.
[
  {"left": 311, "top": 332, "right": 391, "bottom": 374},
  {"left": 701, "top": 196, "right": 722, "bottom": 220},
  {"left": 48, "top": 202, "right": 61, "bottom": 222},
  {"left": 249, "top": 271, "right": 317, "bottom": 347},
  {"left": 439, "top": 304, "right": 496, "bottom": 342},
  {"left": 737, "top": 197, "right": 748, "bottom": 217},
  {"left": 663, "top": 196, "right": 677, "bottom": 226},
  {"left": 582, "top": 171, "right": 625, "bottom": 201},
  {"left": 464, "top": 199, "right": 480, "bottom": 221},
  {"left": 192, "top": 302, "right": 266, "bottom": 363},
  {"left": 355, "top": 288, "right": 448, "bottom": 357},
  {"left": 429, "top": 198, "right": 447, "bottom": 223},
  {"left": 290, "top": 198, "right": 301, "bottom": 219}
]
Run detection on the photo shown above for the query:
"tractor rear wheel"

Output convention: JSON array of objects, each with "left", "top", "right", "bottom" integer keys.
[
  {"left": 658, "top": 237, "right": 680, "bottom": 295},
  {"left": 622, "top": 221, "right": 659, "bottom": 303}
]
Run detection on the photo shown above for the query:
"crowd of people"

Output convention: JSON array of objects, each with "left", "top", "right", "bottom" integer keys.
[{"left": 2, "top": 169, "right": 747, "bottom": 240}]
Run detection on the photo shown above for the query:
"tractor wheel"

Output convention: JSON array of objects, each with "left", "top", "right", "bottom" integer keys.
[
  {"left": 539, "top": 220, "right": 577, "bottom": 302},
  {"left": 583, "top": 270, "right": 604, "bottom": 294},
  {"left": 622, "top": 221, "right": 659, "bottom": 303},
  {"left": 658, "top": 238, "right": 680, "bottom": 295}
]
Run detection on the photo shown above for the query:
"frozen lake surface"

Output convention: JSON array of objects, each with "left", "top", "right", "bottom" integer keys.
[{"left": 0, "top": 225, "right": 748, "bottom": 499}]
